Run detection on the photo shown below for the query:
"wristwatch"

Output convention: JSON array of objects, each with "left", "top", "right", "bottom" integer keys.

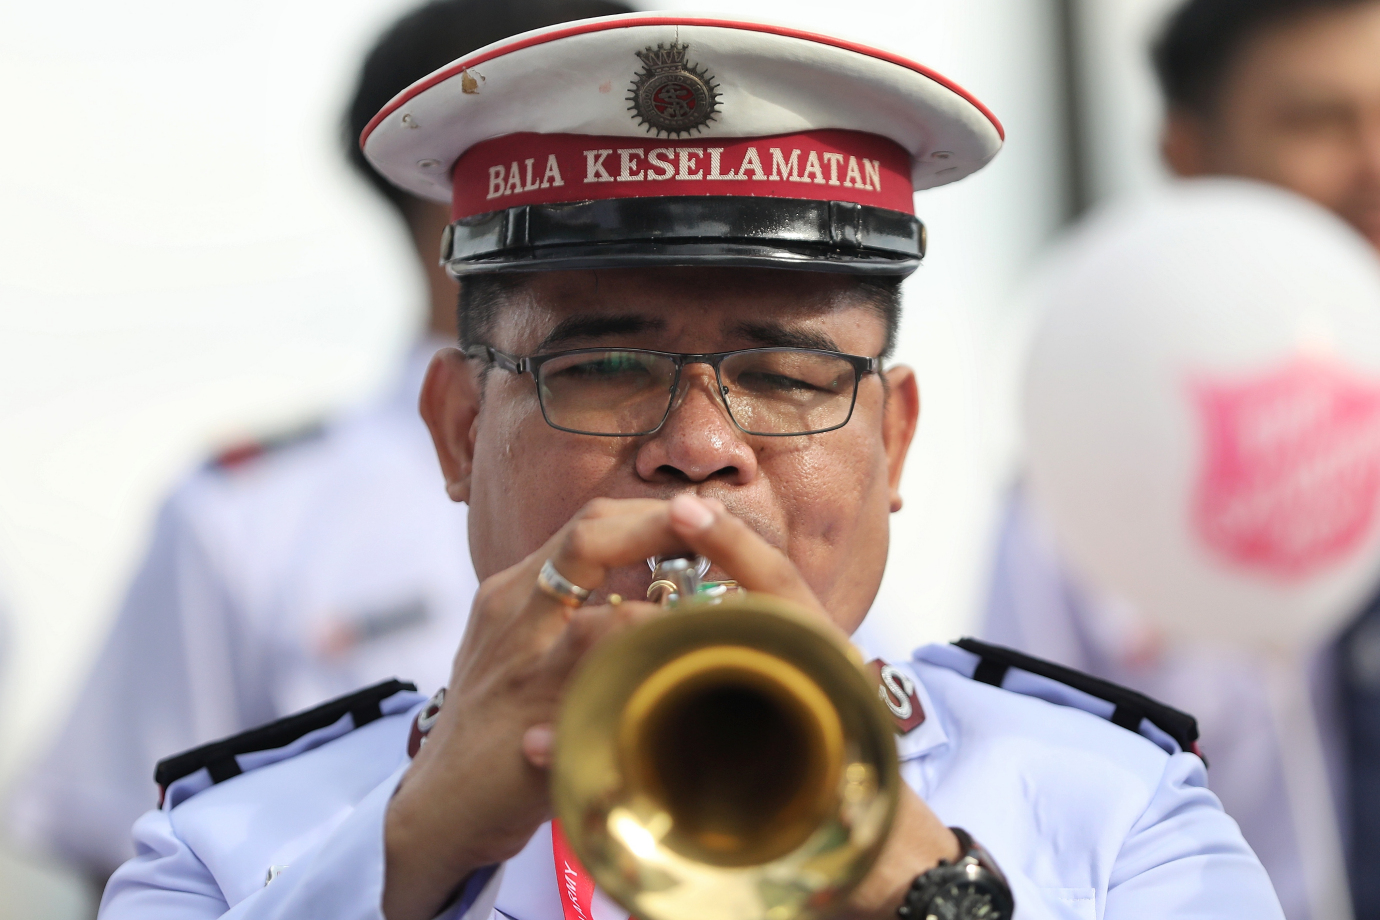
[{"left": 896, "top": 827, "right": 1014, "bottom": 920}]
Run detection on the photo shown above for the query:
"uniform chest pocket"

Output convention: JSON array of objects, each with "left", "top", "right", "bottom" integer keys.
[{"left": 1040, "top": 887, "right": 1096, "bottom": 920}]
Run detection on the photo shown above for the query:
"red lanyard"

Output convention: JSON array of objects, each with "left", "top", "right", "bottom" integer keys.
[
  {"left": 408, "top": 695, "right": 606, "bottom": 920},
  {"left": 551, "top": 820, "right": 598, "bottom": 920}
]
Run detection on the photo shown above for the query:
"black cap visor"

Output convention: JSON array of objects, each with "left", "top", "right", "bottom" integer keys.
[{"left": 442, "top": 196, "right": 925, "bottom": 277}]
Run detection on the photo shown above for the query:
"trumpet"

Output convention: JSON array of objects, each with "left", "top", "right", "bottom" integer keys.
[{"left": 551, "top": 556, "right": 900, "bottom": 920}]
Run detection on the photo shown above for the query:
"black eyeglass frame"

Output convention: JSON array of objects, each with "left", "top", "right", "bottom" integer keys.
[{"left": 464, "top": 344, "right": 880, "bottom": 438}]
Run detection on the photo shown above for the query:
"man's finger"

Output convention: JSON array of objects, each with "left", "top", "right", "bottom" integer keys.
[
  {"left": 507, "top": 499, "right": 685, "bottom": 632},
  {"left": 667, "top": 494, "right": 822, "bottom": 612},
  {"left": 542, "top": 507, "right": 694, "bottom": 597},
  {"left": 521, "top": 724, "right": 555, "bottom": 769},
  {"left": 540, "top": 600, "right": 660, "bottom": 680}
]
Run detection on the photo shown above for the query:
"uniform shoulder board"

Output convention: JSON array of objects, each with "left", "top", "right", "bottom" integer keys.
[
  {"left": 209, "top": 419, "right": 327, "bottom": 471},
  {"left": 931, "top": 639, "right": 1203, "bottom": 762},
  {"left": 155, "top": 679, "right": 419, "bottom": 809}
]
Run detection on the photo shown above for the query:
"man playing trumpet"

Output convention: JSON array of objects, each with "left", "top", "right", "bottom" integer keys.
[{"left": 101, "top": 13, "right": 1283, "bottom": 920}]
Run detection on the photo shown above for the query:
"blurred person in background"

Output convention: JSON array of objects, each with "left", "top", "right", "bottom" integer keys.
[
  {"left": 1157, "top": 0, "right": 1380, "bottom": 249},
  {"left": 0, "top": 579, "right": 8, "bottom": 688},
  {"left": 3, "top": 0, "right": 633, "bottom": 894},
  {"left": 983, "top": 1, "right": 1380, "bottom": 917}
]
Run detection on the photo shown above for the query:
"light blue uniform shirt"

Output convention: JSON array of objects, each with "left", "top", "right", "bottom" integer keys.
[
  {"left": 8, "top": 342, "right": 479, "bottom": 876},
  {"left": 981, "top": 487, "right": 1338, "bottom": 919},
  {"left": 99, "top": 642, "right": 1283, "bottom": 920}
]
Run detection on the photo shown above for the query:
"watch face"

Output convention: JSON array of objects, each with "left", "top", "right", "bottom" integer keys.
[{"left": 926, "top": 878, "right": 1012, "bottom": 920}]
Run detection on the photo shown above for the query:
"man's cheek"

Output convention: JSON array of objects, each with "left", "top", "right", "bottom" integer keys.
[
  {"left": 785, "top": 475, "right": 862, "bottom": 558},
  {"left": 510, "top": 441, "right": 626, "bottom": 530},
  {"left": 471, "top": 407, "right": 565, "bottom": 569}
]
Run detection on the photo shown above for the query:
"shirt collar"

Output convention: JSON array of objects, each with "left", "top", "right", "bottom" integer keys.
[
  {"left": 851, "top": 620, "right": 950, "bottom": 762},
  {"left": 893, "top": 657, "right": 949, "bottom": 762}
]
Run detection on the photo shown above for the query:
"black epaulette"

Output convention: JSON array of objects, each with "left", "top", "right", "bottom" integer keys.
[
  {"left": 208, "top": 419, "right": 327, "bottom": 471},
  {"left": 950, "top": 638, "right": 1204, "bottom": 762},
  {"left": 155, "top": 679, "right": 417, "bottom": 802}
]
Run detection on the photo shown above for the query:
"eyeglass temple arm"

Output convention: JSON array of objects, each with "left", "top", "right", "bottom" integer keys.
[{"left": 463, "top": 345, "right": 527, "bottom": 374}]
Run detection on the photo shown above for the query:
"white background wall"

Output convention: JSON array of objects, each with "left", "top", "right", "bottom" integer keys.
[
  {"left": 0, "top": 0, "right": 1081, "bottom": 914},
  {"left": 1071, "top": 0, "right": 1180, "bottom": 201}
]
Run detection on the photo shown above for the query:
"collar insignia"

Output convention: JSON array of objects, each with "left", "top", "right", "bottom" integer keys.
[{"left": 868, "top": 660, "right": 926, "bottom": 734}]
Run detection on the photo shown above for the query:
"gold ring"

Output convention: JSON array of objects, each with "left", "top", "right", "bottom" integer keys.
[{"left": 538, "top": 559, "right": 592, "bottom": 608}]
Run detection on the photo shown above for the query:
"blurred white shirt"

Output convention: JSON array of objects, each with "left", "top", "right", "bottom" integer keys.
[{"left": 5, "top": 341, "right": 478, "bottom": 877}]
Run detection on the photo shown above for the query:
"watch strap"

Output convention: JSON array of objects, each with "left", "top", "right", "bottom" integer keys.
[
  {"left": 897, "top": 826, "right": 1014, "bottom": 920},
  {"left": 952, "top": 826, "right": 1010, "bottom": 889}
]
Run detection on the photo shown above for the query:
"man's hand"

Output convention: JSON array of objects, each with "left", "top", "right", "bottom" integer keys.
[
  {"left": 663, "top": 497, "right": 964, "bottom": 920},
  {"left": 843, "top": 789, "right": 962, "bottom": 920},
  {"left": 383, "top": 496, "right": 671, "bottom": 920},
  {"left": 381, "top": 493, "right": 957, "bottom": 920}
]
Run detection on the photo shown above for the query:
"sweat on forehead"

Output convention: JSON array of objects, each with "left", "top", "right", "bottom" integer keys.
[{"left": 457, "top": 269, "right": 903, "bottom": 356}]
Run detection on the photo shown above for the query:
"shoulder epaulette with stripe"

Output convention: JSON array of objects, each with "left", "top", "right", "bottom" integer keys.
[
  {"left": 922, "top": 639, "right": 1203, "bottom": 762},
  {"left": 209, "top": 419, "right": 327, "bottom": 471},
  {"left": 155, "top": 679, "right": 419, "bottom": 809}
]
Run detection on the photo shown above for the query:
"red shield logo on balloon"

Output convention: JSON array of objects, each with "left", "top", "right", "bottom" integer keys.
[{"left": 1191, "top": 357, "right": 1380, "bottom": 579}]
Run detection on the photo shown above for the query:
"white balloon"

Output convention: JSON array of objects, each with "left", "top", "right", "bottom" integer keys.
[{"left": 1023, "top": 179, "right": 1380, "bottom": 649}]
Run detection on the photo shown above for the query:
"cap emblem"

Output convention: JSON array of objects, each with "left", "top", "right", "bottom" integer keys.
[{"left": 628, "top": 42, "right": 720, "bottom": 136}]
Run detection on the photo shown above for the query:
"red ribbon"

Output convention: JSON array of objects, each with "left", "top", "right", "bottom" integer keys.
[{"left": 551, "top": 820, "right": 597, "bottom": 920}]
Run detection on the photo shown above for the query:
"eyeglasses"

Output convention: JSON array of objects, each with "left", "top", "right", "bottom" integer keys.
[{"left": 464, "top": 345, "right": 878, "bottom": 437}]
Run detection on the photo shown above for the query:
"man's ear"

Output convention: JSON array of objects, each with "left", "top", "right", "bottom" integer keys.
[
  {"left": 881, "top": 365, "right": 920, "bottom": 513},
  {"left": 1161, "top": 110, "right": 1213, "bottom": 177},
  {"left": 419, "top": 347, "right": 482, "bottom": 504}
]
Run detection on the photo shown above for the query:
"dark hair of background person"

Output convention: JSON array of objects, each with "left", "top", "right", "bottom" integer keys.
[
  {"left": 1152, "top": 0, "right": 1379, "bottom": 114},
  {"left": 345, "top": 0, "right": 635, "bottom": 222}
]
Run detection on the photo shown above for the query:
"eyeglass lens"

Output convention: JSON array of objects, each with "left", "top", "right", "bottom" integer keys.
[{"left": 535, "top": 349, "right": 860, "bottom": 436}]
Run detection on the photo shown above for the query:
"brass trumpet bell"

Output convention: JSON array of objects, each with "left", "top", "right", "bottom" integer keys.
[{"left": 552, "top": 593, "right": 900, "bottom": 920}]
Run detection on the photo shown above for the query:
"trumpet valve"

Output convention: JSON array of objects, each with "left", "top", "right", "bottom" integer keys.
[
  {"left": 647, "top": 556, "right": 700, "bottom": 606},
  {"left": 647, "top": 579, "right": 681, "bottom": 605}
]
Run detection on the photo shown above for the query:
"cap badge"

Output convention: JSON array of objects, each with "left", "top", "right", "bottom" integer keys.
[{"left": 628, "top": 42, "right": 720, "bottom": 136}]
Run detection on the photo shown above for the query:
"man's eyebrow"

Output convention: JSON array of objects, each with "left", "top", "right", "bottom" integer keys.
[
  {"left": 537, "top": 315, "right": 665, "bottom": 351},
  {"left": 730, "top": 321, "right": 841, "bottom": 353}
]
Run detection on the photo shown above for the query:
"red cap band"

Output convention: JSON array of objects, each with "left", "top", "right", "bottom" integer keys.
[{"left": 453, "top": 129, "right": 915, "bottom": 220}]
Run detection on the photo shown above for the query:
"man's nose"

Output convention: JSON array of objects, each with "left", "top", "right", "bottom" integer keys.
[{"left": 634, "top": 368, "right": 758, "bottom": 484}]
